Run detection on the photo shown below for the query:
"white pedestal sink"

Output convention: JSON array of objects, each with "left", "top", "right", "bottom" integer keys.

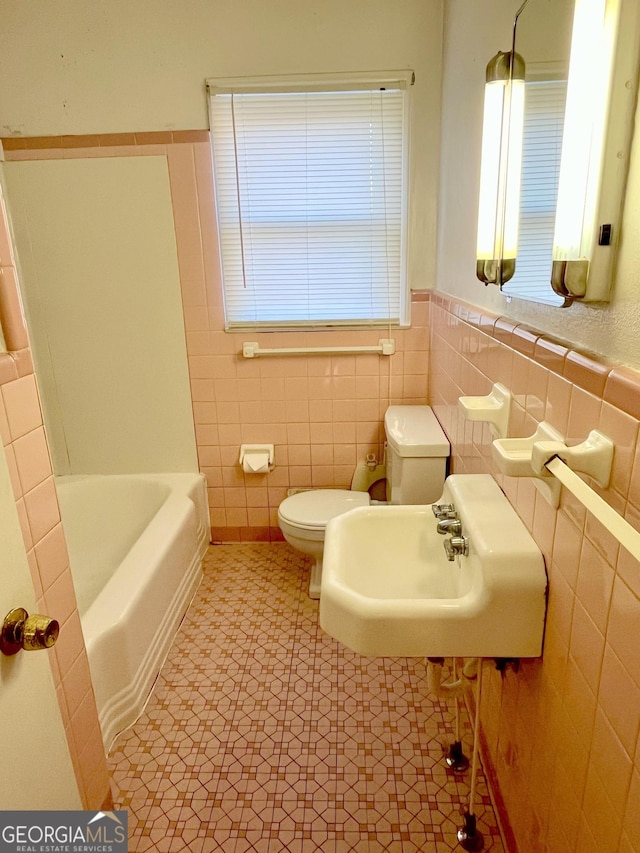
[{"left": 319, "top": 474, "right": 547, "bottom": 658}]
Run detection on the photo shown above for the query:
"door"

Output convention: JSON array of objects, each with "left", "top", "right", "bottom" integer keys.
[{"left": 0, "top": 438, "right": 81, "bottom": 809}]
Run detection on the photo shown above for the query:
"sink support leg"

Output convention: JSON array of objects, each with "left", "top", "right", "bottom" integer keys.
[
  {"left": 457, "top": 660, "right": 484, "bottom": 851},
  {"left": 446, "top": 660, "right": 470, "bottom": 773}
]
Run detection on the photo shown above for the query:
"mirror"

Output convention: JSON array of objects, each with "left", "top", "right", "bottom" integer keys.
[
  {"left": 499, "top": 0, "right": 640, "bottom": 307},
  {"left": 501, "top": 0, "right": 574, "bottom": 306}
]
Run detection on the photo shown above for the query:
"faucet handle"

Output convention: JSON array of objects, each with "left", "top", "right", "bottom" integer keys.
[
  {"left": 432, "top": 503, "right": 456, "bottom": 519},
  {"left": 437, "top": 518, "right": 462, "bottom": 535},
  {"left": 443, "top": 535, "right": 469, "bottom": 561}
]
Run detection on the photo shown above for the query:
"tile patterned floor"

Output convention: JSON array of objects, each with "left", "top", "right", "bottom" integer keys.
[{"left": 109, "top": 543, "right": 506, "bottom": 852}]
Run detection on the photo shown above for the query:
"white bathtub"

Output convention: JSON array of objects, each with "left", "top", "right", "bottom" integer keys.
[{"left": 55, "top": 473, "right": 210, "bottom": 752}]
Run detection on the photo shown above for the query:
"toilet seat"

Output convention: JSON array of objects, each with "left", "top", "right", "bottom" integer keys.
[{"left": 278, "top": 489, "right": 369, "bottom": 532}]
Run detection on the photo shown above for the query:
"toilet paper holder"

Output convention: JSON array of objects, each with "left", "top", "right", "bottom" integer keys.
[{"left": 239, "top": 444, "right": 275, "bottom": 474}]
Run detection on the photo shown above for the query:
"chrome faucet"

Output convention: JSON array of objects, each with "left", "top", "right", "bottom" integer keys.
[
  {"left": 443, "top": 535, "right": 469, "bottom": 561},
  {"left": 432, "top": 503, "right": 456, "bottom": 519},
  {"left": 437, "top": 517, "right": 462, "bottom": 535}
]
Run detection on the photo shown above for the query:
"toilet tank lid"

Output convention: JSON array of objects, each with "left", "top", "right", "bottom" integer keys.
[{"left": 385, "top": 406, "right": 449, "bottom": 457}]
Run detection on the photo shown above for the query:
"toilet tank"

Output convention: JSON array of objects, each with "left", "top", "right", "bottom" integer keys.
[{"left": 384, "top": 406, "right": 450, "bottom": 504}]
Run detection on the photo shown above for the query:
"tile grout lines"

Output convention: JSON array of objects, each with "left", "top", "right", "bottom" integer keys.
[{"left": 108, "top": 542, "right": 506, "bottom": 853}]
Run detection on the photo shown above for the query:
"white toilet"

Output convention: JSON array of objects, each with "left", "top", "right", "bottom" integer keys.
[{"left": 278, "top": 405, "right": 450, "bottom": 598}]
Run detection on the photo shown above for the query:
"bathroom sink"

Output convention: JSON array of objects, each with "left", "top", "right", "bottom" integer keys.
[{"left": 319, "top": 474, "right": 547, "bottom": 658}]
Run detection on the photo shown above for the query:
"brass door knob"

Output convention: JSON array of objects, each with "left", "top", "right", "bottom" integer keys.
[{"left": 0, "top": 608, "right": 60, "bottom": 656}]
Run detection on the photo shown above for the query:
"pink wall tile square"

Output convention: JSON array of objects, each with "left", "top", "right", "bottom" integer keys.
[
  {"left": 188, "top": 355, "right": 216, "bottom": 380},
  {"left": 217, "top": 426, "right": 242, "bottom": 448},
  {"left": 185, "top": 330, "right": 212, "bottom": 355},
  {"left": 567, "top": 387, "right": 602, "bottom": 445},
  {"left": 569, "top": 601, "right": 605, "bottom": 692},
  {"left": 215, "top": 402, "right": 240, "bottom": 424},
  {"left": 607, "top": 578, "right": 640, "bottom": 686},
  {"left": 286, "top": 423, "right": 310, "bottom": 444},
  {"left": 576, "top": 538, "right": 615, "bottom": 633},
  {"left": 23, "top": 476, "right": 60, "bottom": 543},
  {"left": 238, "top": 401, "right": 263, "bottom": 423},
  {"left": 0, "top": 397, "right": 11, "bottom": 445},
  {"left": 562, "top": 657, "right": 597, "bottom": 744},
  {"left": 599, "top": 403, "right": 639, "bottom": 501},
  {"left": 12, "top": 426, "right": 52, "bottom": 494},
  {"left": 552, "top": 511, "right": 585, "bottom": 590},
  {"left": 245, "top": 487, "right": 269, "bottom": 507},
  {"left": 192, "top": 401, "right": 218, "bottom": 424},
  {"left": 1, "top": 374, "right": 42, "bottom": 439},
  {"left": 311, "top": 466, "right": 336, "bottom": 487},
  {"left": 4, "top": 443, "right": 22, "bottom": 499},
  {"left": 182, "top": 305, "right": 209, "bottom": 332},
  {"left": 226, "top": 507, "right": 248, "bottom": 526},
  {"left": 288, "top": 466, "right": 311, "bottom": 486},
  {"left": 34, "top": 522, "right": 70, "bottom": 591},
  {"left": 310, "top": 422, "right": 333, "bottom": 444},
  {"left": 43, "top": 564, "right": 78, "bottom": 627},
  {"left": 310, "top": 444, "right": 333, "bottom": 466},
  {"left": 214, "top": 378, "right": 240, "bottom": 402},
  {"left": 332, "top": 376, "right": 356, "bottom": 400},
  {"left": 195, "top": 423, "right": 219, "bottom": 446},
  {"left": 598, "top": 645, "right": 640, "bottom": 756},
  {"left": 579, "top": 764, "right": 622, "bottom": 852},
  {"left": 15, "top": 498, "right": 33, "bottom": 551},
  {"left": 285, "top": 401, "right": 309, "bottom": 423},
  {"left": 334, "top": 444, "right": 356, "bottom": 466},
  {"left": 333, "top": 421, "right": 356, "bottom": 444}
]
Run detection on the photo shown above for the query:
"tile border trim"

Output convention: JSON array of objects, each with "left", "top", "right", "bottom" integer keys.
[
  {"left": 431, "top": 291, "right": 640, "bottom": 419},
  {"left": 1, "top": 130, "right": 211, "bottom": 151}
]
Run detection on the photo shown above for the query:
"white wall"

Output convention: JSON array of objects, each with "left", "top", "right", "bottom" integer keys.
[
  {"left": 0, "top": 0, "right": 442, "bottom": 291},
  {"left": 438, "top": 0, "right": 640, "bottom": 368},
  {"left": 3, "top": 157, "right": 198, "bottom": 474}
]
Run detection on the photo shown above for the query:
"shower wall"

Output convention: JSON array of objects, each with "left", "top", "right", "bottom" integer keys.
[{"left": 4, "top": 156, "right": 198, "bottom": 476}]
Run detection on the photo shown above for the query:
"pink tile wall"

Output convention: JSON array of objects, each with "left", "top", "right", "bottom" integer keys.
[
  {"left": 168, "top": 139, "right": 431, "bottom": 541},
  {"left": 0, "top": 183, "right": 110, "bottom": 809},
  {"left": 430, "top": 292, "right": 640, "bottom": 853},
  {"left": 4, "top": 133, "right": 430, "bottom": 542}
]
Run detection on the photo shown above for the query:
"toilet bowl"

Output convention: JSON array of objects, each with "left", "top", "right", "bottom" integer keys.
[
  {"left": 278, "top": 405, "right": 450, "bottom": 599},
  {"left": 278, "top": 489, "right": 370, "bottom": 598}
]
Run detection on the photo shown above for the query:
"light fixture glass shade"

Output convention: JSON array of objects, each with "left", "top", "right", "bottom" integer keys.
[
  {"left": 476, "top": 52, "right": 526, "bottom": 285},
  {"left": 552, "top": 0, "right": 619, "bottom": 266}
]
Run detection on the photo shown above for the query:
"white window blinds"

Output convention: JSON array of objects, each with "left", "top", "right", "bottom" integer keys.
[
  {"left": 207, "top": 76, "right": 410, "bottom": 329},
  {"left": 503, "top": 73, "right": 568, "bottom": 305}
]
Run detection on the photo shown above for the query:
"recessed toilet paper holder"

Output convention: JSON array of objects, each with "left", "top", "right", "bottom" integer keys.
[{"left": 239, "top": 444, "right": 275, "bottom": 474}]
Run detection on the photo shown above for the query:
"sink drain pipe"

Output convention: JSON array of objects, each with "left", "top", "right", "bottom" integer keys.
[{"left": 427, "top": 657, "right": 484, "bottom": 851}]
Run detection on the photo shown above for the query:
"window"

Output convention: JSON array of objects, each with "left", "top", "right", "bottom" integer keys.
[
  {"left": 207, "top": 73, "right": 411, "bottom": 330},
  {"left": 502, "top": 66, "right": 568, "bottom": 305}
]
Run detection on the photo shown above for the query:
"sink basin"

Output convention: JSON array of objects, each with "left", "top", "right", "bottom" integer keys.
[{"left": 319, "top": 474, "right": 547, "bottom": 658}]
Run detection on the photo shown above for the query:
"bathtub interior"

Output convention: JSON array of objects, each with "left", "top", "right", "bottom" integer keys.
[
  {"left": 56, "top": 476, "right": 172, "bottom": 615},
  {"left": 55, "top": 472, "right": 210, "bottom": 752}
]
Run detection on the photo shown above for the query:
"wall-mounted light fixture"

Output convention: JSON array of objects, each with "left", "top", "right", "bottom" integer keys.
[
  {"left": 476, "top": 50, "right": 526, "bottom": 286},
  {"left": 551, "top": 0, "right": 637, "bottom": 304}
]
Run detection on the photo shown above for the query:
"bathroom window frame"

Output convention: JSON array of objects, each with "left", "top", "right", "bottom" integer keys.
[{"left": 206, "top": 71, "right": 412, "bottom": 332}]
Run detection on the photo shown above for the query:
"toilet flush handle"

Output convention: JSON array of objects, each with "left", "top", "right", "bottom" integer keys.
[{"left": 0, "top": 608, "right": 60, "bottom": 656}]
